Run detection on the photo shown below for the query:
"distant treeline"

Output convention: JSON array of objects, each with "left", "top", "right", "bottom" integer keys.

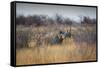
[{"left": 16, "top": 14, "right": 96, "bottom": 26}]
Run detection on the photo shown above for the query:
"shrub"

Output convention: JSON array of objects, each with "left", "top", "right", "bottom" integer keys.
[{"left": 16, "top": 29, "right": 33, "bottom": 49}]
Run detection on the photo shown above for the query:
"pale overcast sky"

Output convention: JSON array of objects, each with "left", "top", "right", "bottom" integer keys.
[{"left": 16, "top": 3, "right": 96, "bottom": 21}]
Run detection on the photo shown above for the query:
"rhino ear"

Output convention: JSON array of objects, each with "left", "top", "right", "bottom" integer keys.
[{"left": 59, "top": 31, "right": 62, "bottom": 34}]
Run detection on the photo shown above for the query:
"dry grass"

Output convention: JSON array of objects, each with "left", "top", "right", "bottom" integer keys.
[{"left": 16, "top": 25, "right": 97, "bottom": 65}]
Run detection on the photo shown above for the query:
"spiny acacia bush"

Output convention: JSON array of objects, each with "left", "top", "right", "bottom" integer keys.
[{"left": 16, "top": 14, "right": 74, "bottom": 26}]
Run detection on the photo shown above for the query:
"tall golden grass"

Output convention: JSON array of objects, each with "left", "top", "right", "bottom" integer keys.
[{"left": 16, "top": 25, "right": 96, "bottom": 65}]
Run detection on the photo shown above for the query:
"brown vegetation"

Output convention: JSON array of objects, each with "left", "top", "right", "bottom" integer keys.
[{"left": 16, "top": 15, "right": 97, "bottom": 65}]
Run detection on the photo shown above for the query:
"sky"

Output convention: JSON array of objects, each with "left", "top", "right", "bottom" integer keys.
[{"left": 16, "top": 3, "right": 96, "bottom": 21}]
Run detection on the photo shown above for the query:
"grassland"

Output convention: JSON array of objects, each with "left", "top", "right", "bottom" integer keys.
[{"left": 16, "top": 24, "right": 97, "bottom": 65}]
